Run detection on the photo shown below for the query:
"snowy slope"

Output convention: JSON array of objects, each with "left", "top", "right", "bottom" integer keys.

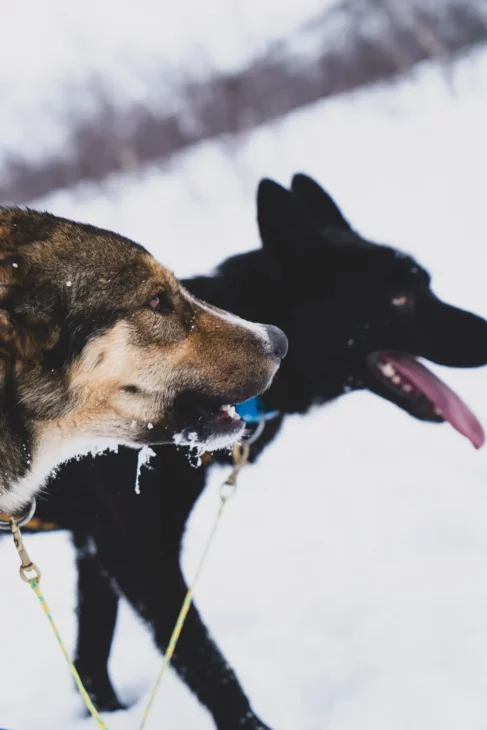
[{"left": 1, "top": 46, "right": 487, "bottom": 730}]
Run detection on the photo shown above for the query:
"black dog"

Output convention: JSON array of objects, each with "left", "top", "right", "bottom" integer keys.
[{"left": 23, "top": 175, "right": 487, "bottom": 729}]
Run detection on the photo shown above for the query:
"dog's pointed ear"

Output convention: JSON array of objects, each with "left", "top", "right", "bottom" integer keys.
[
  {"left": 257, "top": 178, "right": 320, "bottom": 263},
  {"left": 291, "top": 173, "right": 351, "bottom": 232}
]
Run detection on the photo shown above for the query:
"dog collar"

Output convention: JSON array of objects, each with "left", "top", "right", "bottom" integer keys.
[{"left": 235, "top": 397, "right": 279, "bottom": 424}]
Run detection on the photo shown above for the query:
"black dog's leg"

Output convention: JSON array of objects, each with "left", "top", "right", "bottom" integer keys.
[
  {"left": 73, "top": 536, "right": 125, "bottom": 712},
  {"left": 138, "top": 563, "right": 273, "bottom": 730},
  {"left": 168, "top": 602, "right": 272, "bottom": 729}
]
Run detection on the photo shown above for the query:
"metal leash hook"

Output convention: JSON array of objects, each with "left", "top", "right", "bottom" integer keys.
[
  {"left": 10, "top": 519, "right": 41, "bottom": 586},
  {"left": 221, "top": 441, "right": 250, "bottom": 498},
  {"left": 0, "top": 497, "right": 37, "bottom": 531}
]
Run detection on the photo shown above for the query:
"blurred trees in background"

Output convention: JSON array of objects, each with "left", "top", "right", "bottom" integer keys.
[{"left": 1, "top": 0, "right": 485, "bottom": 203}]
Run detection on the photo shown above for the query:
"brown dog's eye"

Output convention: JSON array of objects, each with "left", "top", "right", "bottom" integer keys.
[
  {"left": 392, "top": 295, "right": 410, "bottom": 308},
  {"left": 149, "top": 292, "right": 173, "bottom": 314}
]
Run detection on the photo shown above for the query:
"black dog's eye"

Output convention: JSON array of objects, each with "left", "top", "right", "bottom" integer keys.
[
  {"left": 149, "top": 292, "right": 173, "bottom": 314},
  {"left": 391, "top": 294, "right": 413, "bottom": 309}
]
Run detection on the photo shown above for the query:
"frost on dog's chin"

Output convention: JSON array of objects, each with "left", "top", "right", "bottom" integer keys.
[
  {"left": 173, "top": 425, "right": 243, "bottom": 467},
  {"left": 47, "top": 442, "right": 120, "bottom": 481}
]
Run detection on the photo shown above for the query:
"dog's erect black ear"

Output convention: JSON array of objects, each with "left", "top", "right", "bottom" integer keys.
[
  {"left": 257, "top": 178, "right": 320, "bottom": 263},
  {"left": 291, "top": 173, "right": 352, "bottom": 232}
]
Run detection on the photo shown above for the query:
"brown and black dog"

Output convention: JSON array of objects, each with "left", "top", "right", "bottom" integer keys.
[{"left": 0, "top": 208, "right": 287, "bottom": 514}]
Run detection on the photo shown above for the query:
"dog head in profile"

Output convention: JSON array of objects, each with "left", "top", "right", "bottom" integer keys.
[
  {"left": 193, "top": 175, "right": 485, "bottom": 450},
  {"left": 0, "top": 208, "right": 287, "bottom": 511},
  {"left": 254, "top": 174, "right": 487, "bottom": 447}
]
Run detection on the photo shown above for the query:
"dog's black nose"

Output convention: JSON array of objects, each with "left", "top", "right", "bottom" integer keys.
[{"left": 265, "top": 325, "right": 288, "bottom": 360}]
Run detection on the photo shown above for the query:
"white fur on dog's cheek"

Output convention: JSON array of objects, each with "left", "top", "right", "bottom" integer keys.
[{"left": 182, "top": 290, "right": 272, "bottom": 349}]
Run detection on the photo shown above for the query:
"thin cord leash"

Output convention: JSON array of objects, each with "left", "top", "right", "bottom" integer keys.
[
  {"left": 5, "top": 441, "right": 250, "bottom": 730},
  {"left": 32, "top": 580, "right": 109, "bottom": 729},
  {"left": 9, "top": 515, "right": 110, "bottom": 729}
]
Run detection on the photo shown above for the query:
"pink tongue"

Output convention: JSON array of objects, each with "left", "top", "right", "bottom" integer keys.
[{"left": 384, "top": 354, "right": 485, "bottom": 449}]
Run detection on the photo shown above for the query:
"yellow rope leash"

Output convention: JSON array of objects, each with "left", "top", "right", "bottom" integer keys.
[
  {"left": 7, "top": 441, "right": 250, "bottom": 730},
  {"left": 31, "top": 579, "right": 109, "bottom": 729},
  {"left": 9, "top": 515, "right": 109, "bottom": 729}
]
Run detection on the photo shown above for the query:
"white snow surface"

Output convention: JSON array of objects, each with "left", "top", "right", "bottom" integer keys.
[{"left": 2, "top": 47, "right": 487, "bottom": 730}]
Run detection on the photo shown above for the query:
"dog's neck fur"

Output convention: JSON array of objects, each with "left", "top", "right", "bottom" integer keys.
[{"left": 0, "top": 424, "right": 123, "bottom": 514}]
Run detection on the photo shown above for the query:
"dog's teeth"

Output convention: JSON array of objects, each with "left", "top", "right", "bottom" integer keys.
[
  {"left": 221, "top": 404, "right": 237, "bottom": 419},
  {"left": 392, "top": 375, "right": 401, "bottom": 385},
  {"left": 379, "top": 363, "right": 396, "bottom": 378},
  {"left": 434, "top": 407, "right": 443, "bottom": 416},
  {"left": 403, "top": 384, "right": 413, "bottom": 393}
]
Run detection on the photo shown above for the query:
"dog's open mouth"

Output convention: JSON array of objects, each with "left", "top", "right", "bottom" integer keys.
[
  {"left": 368, "top": 352, "right": 485, "bottom": 449},
  {"left": 173, "top": 393, "right": 245, "bottom": 450}
]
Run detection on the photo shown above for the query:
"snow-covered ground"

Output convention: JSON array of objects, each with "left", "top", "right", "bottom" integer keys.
[{"left": 2, "top": 44, "right": 487, "bottom": 730}]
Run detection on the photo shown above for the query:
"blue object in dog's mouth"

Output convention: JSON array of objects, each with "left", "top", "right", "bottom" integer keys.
[{"left": 236, "top": 397, "right": 279, "bottom": 424}]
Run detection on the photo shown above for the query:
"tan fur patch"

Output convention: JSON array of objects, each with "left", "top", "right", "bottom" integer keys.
[{"left": 64, "top": 321, "right": 172, "bottom": 436}]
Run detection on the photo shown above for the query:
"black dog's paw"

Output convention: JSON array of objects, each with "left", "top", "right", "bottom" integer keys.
[
  {"left": 95, "top": 694, "right": 128, "bottom": 713},
  {"left": 74, "top": 667, "right": 127, "bottom": 714},
  {"left": 79, "top": 691, "right": 127, "bottom": 715},
  {"left": 77, "top": 692, "right": 127, "bottom": 719}
]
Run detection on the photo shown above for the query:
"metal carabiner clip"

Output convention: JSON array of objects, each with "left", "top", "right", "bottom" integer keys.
[{"left": 0, "top": 498, "right": 37, "bottom": 531}]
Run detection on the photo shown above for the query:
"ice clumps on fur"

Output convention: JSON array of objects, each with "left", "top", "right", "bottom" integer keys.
[
  {"left": 173, "top": 427, "right": 242, "bottom": 467},
  {"left": 173, "top": 431, "right": 206, "bottom": 468},
  {"left": 134, "top": 445, "right": 156, "bottom": 494}
]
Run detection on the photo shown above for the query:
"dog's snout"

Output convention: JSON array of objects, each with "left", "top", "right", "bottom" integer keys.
[{"left": 265, "top": 325, "right": 288, "bottom": 360}]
